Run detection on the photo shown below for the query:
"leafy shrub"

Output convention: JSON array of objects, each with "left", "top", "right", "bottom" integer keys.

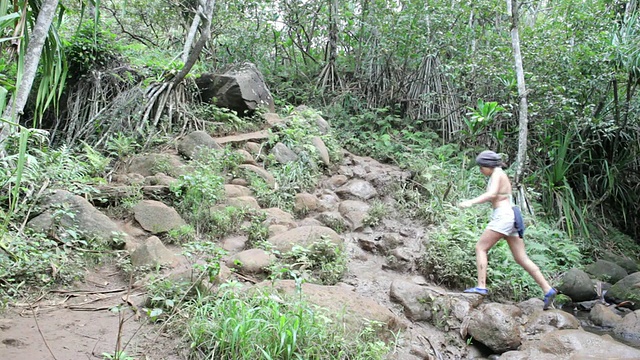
[
  {"left": 185, "top": 285, "right": 392, "bottom": 359},
  {"left": 0, "top": 231, "right": 107, "bottom": 302},
  {"left": 65, "top": 21, "right": 119, "bottom": 78},
  {"left": 271, "top": 239, "right": 347, "bottom": 285},
  {"left": 170, "top": 150, "right": 233, "bottom": 233}
]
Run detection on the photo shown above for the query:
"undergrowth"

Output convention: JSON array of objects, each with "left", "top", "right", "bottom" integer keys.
[{"left": 176, "top": 283, "right": 393, "bottom": 359}]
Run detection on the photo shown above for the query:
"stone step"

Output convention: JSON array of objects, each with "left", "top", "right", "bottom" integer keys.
[{"left": 214, "top": 130, "right": 270, "bottom": 145}]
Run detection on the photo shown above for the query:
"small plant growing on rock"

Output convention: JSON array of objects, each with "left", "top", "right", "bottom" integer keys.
[{"left": 364, "top": 200, "right": 388, "bottom": 227}]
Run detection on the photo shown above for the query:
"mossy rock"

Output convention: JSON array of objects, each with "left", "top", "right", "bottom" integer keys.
[{"left": 605, "top": 272, "right": 640, "bottom": 310}]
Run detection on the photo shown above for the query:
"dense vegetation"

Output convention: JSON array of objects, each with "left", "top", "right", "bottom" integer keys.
[{"left": 1, "top": 0, "right": 640, "bottom": 358}]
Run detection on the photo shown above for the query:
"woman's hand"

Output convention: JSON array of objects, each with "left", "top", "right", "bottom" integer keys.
[{"left": 458, "top": 200, "right": 474, "bottom": 209}]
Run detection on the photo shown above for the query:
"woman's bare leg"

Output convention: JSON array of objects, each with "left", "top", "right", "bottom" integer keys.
[
  {"left": 506, "top": 235, "right": 552, "bottom": 293},
  {"left": 475, "top": 229, "right": 503, "bottom": 288}
]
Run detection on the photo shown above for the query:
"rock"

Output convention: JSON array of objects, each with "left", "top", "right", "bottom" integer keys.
[
  {"left": 384, "top": 248, "right": 414, "bottom": 272},
  {"left": 557, "top": 268, "right": 598, "bottom": 302},
  {"left": 585, "top": 260, "right": 628, "bottom": 284},
  {"left": 517, "top": 298, "right": 545, "bottom": 316},
  {"left": 389, "top": 280, "right": 439, "bottom": 322},
  {"left": 297, "top": 217, "right": 324, "bottom": 227},
  {"left": 130, "top": 236, "right": 179, "bottom": 268},
  {"left": 524, "top": 310, "right": 580, "bottom": 338},
  {"left": 336, "top": 179, "right": 378, "bottom": 200},
  {"left": 293, "top": 193, "right": 318, "bottom": 213},
  {"left": 244, "top": 141, "right": 262, "bottom": 156},
  {"left": 230, "top": 178, "right": 249, "bottom": 186},
  {"left": 195, "top": 62, "right": 275, "bottom": 114},
  {"left": 226, "top": 248, "right": 274, "bottom": 275},
  {"left": 264, "top": 112, "right": 284, "bottom": 126},
  {"left": 314, "top": 211, "right": 347, "bottom": 233},
  {"left": 224, "top": 184, "right": 252, "bottom": 198},
  {"left": 379, "top": 233, "right": 405, "bottom": 253},
  {"left": 177, "top": 131, "right": 222, "bottom": 159},
  {"left": 26, "top": 190, "right": 128, "bottom": 247},
  {"left": 267, "top": 225, "right": 342, "bottom": 253},
  {"left": 226, "top": 196, "right": 260, "bottom": 210},
  {"left": 235, "top": 149, "right": 256, "bottom": 165},
  {"left": 271, "top": 142, "right": 298, "bottom": 164},
  {"left": 215, "top": 130, "right": 270, "bottom": 145},
  {"left": 467, "top": 303, "right": 523, "bottom": 353},
  {"left": 316, "top": 190, "right": 341, "bottom": 212},
  {"left": 500, "top": 329, "right": 640, "bottom": 359},
  {"left": 127, "top": 153, "right": 187, "bottom": 177},
  {"left": 263, "top": 208, "right": 297, "bottom": 228},
  {"left": 613, "top": 310, "right": 640, "bottom": 344},
  {"left": 239, "top": 164, "right": 276, "bottom": 188},
  {"left": 322, "top": 175, "right": 348, "bottom": 190},
  {"left": 311, "top": 136, "right": 331, "bottom": 166},
  {"left": 133, "top": 200, "right": 186, "bottom": 234},
  {"left": 602, "top": 251, "right": 638, "bottom": 273},
  {"left": 144, "top": 173, "right": 178, "bottom": 186},
  {"left": 268, "top": 224, "right": 288, "bottom": 236},
  {"left": 606, "top": 272, "right": 640, "bottom": 310},
  {"left": 262, "top": 280, "right": 406, "bottom": 335},
  {"left": 590, "top": 303, "right": 623, "bottom": 327},
  {"left": 338, "top": 200, "right": 370, "bottom": 231},
  {"left": 222, "top": 235, "right": 247, "bottom": 252}
]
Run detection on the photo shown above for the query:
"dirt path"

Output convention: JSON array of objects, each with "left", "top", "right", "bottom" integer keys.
[{"left": 1, "top": 264, "right": 182, "bottom": 360}]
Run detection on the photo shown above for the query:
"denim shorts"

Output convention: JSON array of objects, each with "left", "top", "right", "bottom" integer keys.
[{"left": 487, "top": 206, "right": 518, "bottom": 237}]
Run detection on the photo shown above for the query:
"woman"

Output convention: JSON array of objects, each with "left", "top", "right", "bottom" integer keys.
[{"left": 458, "top": 150, "right": 557, "bottom": 310}]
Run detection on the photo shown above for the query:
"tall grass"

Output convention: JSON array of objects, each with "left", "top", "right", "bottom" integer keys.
[{"left": 184, "top": 284, "right": 392, "bottom": 360}]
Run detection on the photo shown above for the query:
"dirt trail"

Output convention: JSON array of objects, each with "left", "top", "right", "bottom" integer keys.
[{"left": 1, "top": 264, "right": 182, "bottom": 360}]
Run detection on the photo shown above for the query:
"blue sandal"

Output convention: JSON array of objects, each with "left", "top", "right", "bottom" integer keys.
[
  {"left": 543, "top": 288, "right": 558, "bottom": 310},
  {"left": 464, "top": 287, "right": 488, "bottom": 295}
]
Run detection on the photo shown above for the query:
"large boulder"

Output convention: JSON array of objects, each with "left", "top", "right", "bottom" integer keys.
[
  {"left": 335, "top": 179, "right": 378, "bottom": 200},
  {"left": 26, "top": 190, "right": 127, "bottom": 247},
  {"left": 467, "top": 303, "right": 523, "bottom": 353},
  {"left": 133, "top": 200, "right": 186, "bottom": 234},
  {"left": 127, "top": 153, "right": 186, "bottom": 177},
  {"left": 499, "top": 329, "right": 640, "bottom": 359},
  {"left": 613, "top": 310, "right": 640, "bottom": 344},
  {"left": 195, "top": 62, "right": 275, "bottom": 114},
  {"left": 585, "top": 259, "right": 628, "bottom": 284},
  {"left": 226, "top": 248, "right": 274, "bottom": 275},
  {"left": 177, "top": 131, "right": 222, "bottom": 159},
  {"left": 601, "top": 251, "right": 638, "bottom": 273},
  {"left": 261, "top": 280, "right": 406, "bottom": 335},
  {"left": 338, "top": 200, "right": 370, "bottom": 231},
  {"left": 590, "top": 303, "right": 623, "bottom": 327},
  {"left": 606, "top": 272, "right": 640, "bottom": 310},
  {"left": 267, "top": 226, "right": 342, "bottom": 253},
  {"left": 557, "top": 268, "right": 597, "bottom": 302},
  {"left": 130, "top": 236, "right": 179, "bottom": 268}
]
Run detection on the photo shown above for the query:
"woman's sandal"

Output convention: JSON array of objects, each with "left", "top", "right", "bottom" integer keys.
[
  {"left": 543, "top": 288, "right": 558, "bottom": 310},
  {"left": 463, "top": 287, "right": 488, "bottom": 295}
]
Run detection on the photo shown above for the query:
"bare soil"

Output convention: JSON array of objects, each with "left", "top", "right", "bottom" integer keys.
[{"left": 1, "top": 264, "right": 184, "bottom": 360}]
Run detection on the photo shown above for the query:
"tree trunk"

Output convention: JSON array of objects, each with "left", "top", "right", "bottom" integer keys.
[
  {"left": 182, "top": 6, "right": 201, "bottom": 63},
  {"left": 0, "top": 0, "right": 60, "bottom": 149},
  {"left": 172, "top": 0, "right": 214, "bottom": 86},
  {"left": 508, "top": 0, "right": 530, "bottom": 209}
]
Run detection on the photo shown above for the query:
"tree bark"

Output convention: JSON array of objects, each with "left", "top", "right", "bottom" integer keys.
[
  {"left": 508, "top": 0, "right": 529, "bottom": 208},
  {"left": 172, "top": 0, "right": 214, "bottom": 86},
  {"left": 182, "top": 6, "right": 202, "bottom": 63},
  {"left": 0, "top": 0, "right": 60, "bottom": 149}
]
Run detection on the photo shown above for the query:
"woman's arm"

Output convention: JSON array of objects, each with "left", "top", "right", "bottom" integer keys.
[{"left": 459, "top": 172, "right": 500, "bottom": 208}]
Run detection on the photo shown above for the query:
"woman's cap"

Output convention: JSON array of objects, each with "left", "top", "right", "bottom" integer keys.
[{"left": 476, "top": 150, "right": 502, "bottom": 168}]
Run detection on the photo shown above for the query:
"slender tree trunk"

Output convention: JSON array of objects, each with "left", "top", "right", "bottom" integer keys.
[
  {"left": 508, "top": 0, "right": 529, "bottom": 207},
  {"left": 182, "top": 7, "right": 201, "bottom": 63},
  {"left": 0, "top": 0, "right": 60, "bottom": 149},
  {"left": 173, "top": 0, "right": 214, "bottom": 85}
]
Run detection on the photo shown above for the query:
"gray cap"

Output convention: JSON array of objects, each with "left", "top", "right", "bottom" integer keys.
[{"left": 476, "top": 150, "right": 502, "bottom": 168}]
